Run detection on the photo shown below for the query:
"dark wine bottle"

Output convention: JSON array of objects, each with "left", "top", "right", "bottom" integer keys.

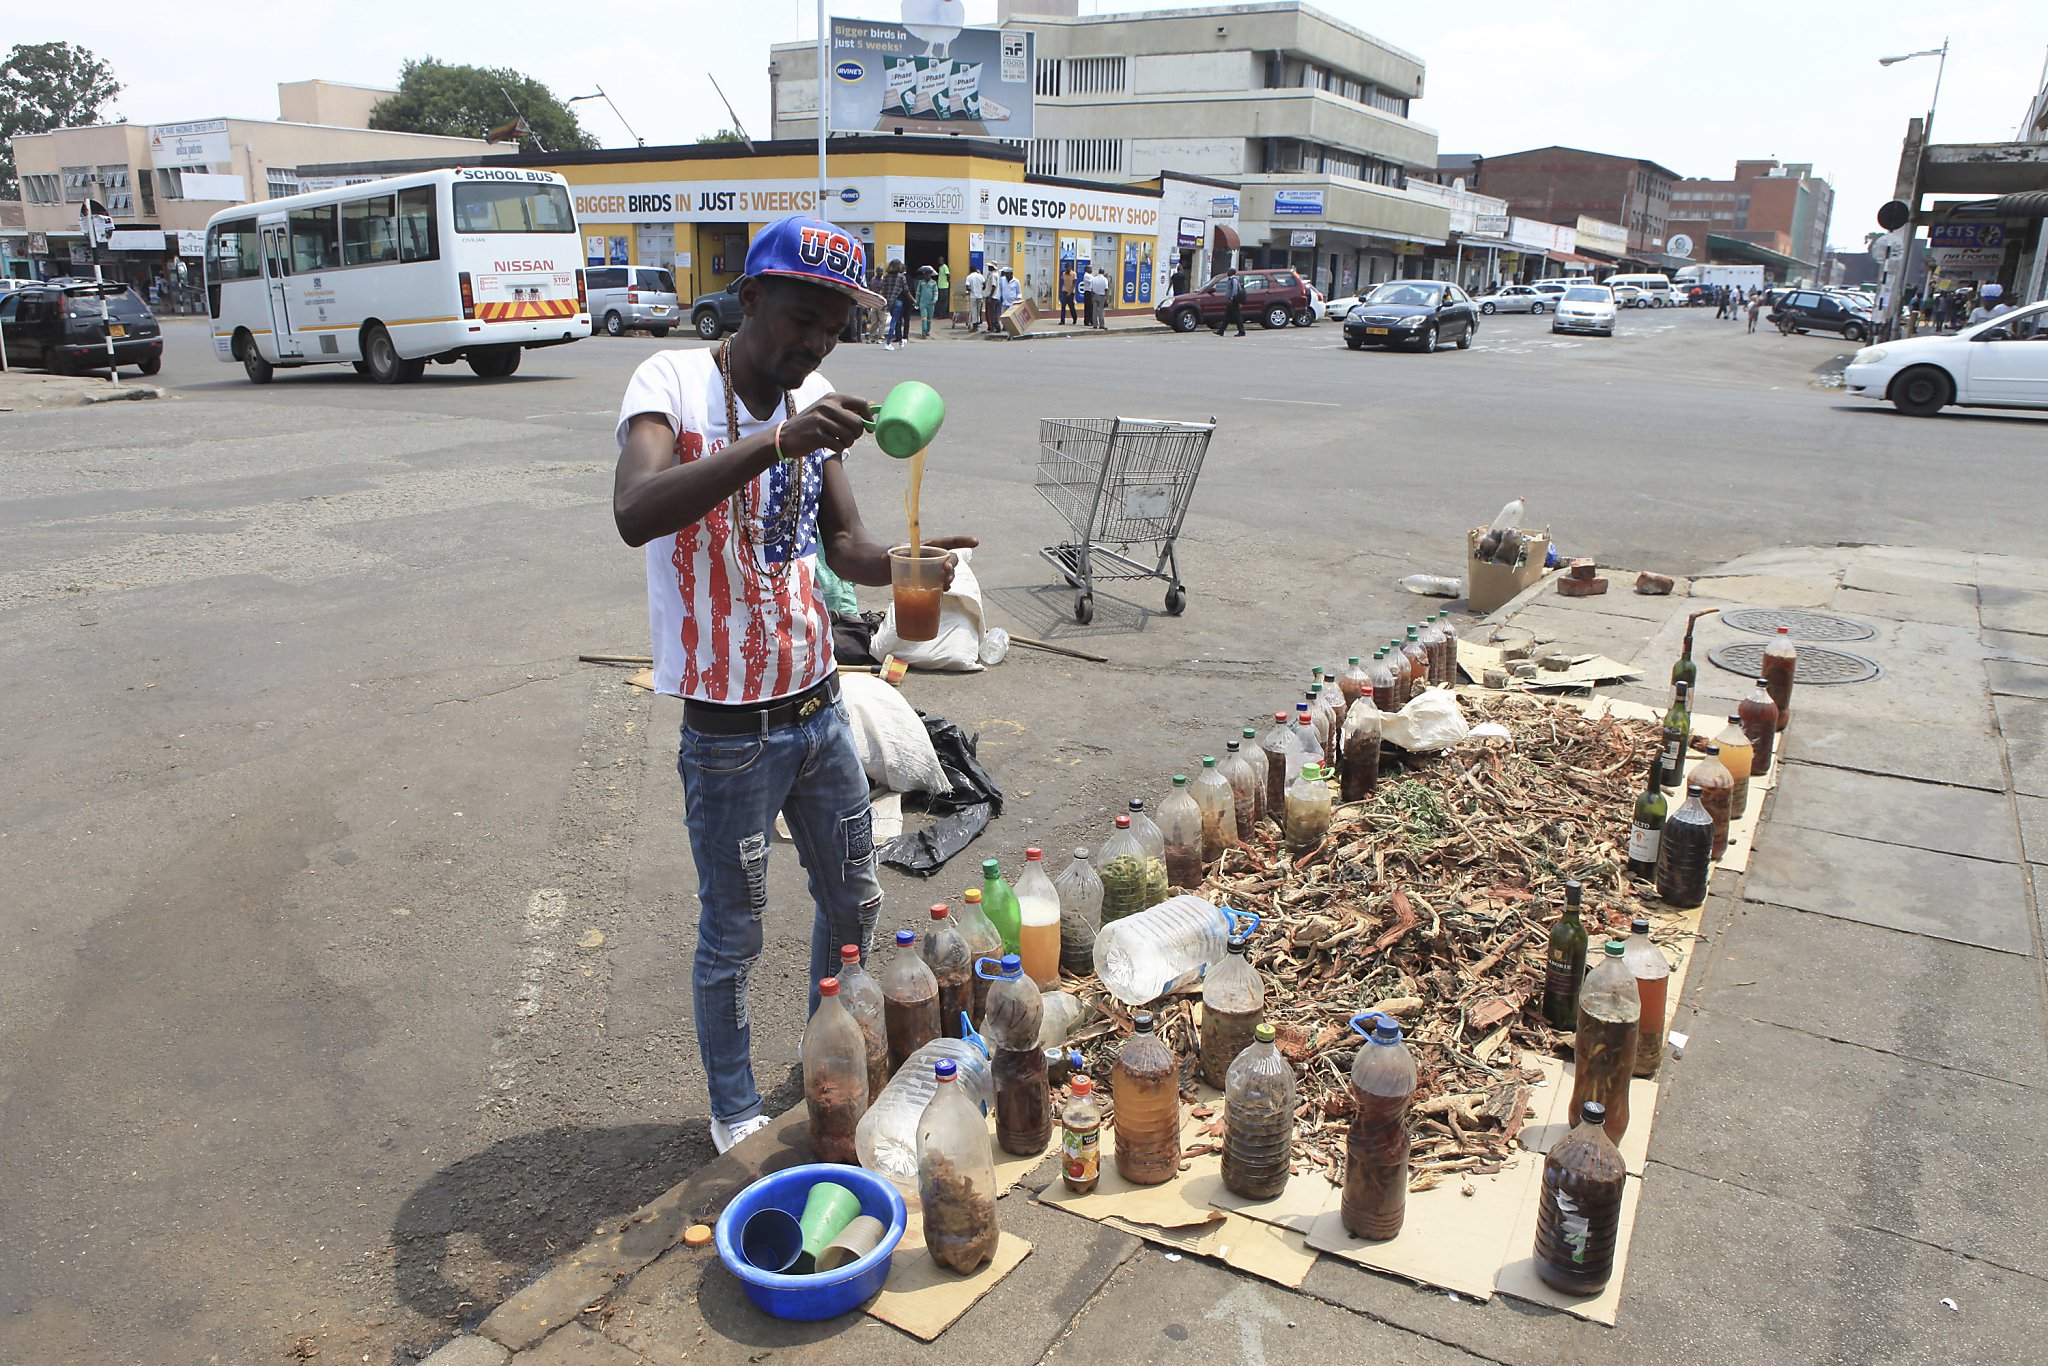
[
  {"left": 1541, "top": 880, "right": 1589, "bottom": 1030},
  {"left": 1627, "top": 764, "right": 1667, "bottom": 880}
]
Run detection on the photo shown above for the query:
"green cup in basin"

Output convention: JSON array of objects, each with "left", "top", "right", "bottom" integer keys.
[{"left": 863, "top": 381, "right": 945, "bottom": 458}]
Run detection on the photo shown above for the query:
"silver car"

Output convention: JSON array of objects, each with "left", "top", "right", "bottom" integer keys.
[
  {"left": 585, "top": 265, "right": 680, "bottom": 337},
  {"left": 1474, "top": 284, "right": 1549, "bottom": 315}
]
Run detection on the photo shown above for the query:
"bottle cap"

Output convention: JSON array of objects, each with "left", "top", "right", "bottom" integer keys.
[
  {"left": 1296, "top": 701, "right": 1310, "bottom": 713},
  {"left": 1114, "top": 814, "right": 1131, "bottom": 829},
  {"left": 1073, "top": 846, "right": 1090, "bottom": 860},
  {"left": 982, "top": 858, "right": 1001, "bottom": 875},
  {"left": 1254, "top": 1022, "right": 1276, "bottom": 1043},
  {"left": 1202, "top": 756, "right": 1218, "bottom": 769},
  {"left": 1026, "top": 846, "right": 1043, "bottom": 860},
  {"left": 1580, "top": 1100, "right": 1607, "bottom": 1126},
  {"left": 1000, "top": 953, "right": 1022, "bottom": 975},
  {"left": 1133, "top": 1011, "right": 1155, "bottom": 1032},
  {"left": 1564, "top": 879, "right": 1582, "bottom": 903},
  {"left": 1688, "top": 783, "right": 1703, "bottom": 795},
  {"left": 1071, "top": 1075, "right": 1093, "bottom": 1096},
  {"left": 1349, "top": 656, "right": 1361, "bottom": 665},
  {"left": 1302, "top": 763, "right": 1324, "bottom": 781},
  {"left": 1273, "top": 713, "right": 1286, "bottom": 723},
  {"left": 1407, "top": 627, "right": 1419, "bottom": 638},
  {"left": 1631, "top": 915, "right": 1650, "bottom": 934},
  {"left": 1605, "top": 940, "right": 1626, "bottom": 956},
  {"left": 1129, "top": 798, "right": 1146, "bottom": 812},
  {"left": 895, "top": 929, "right": 916, "bottom": 946},
  {"left": 1227, "top": 740, "right": 1241, "bottom": 752},
  {"left": 1243, "top": 727, "right": 1258, "bottom": 738},
  {"left": 1372, "top": 1016, "right": 1401, "bottom": 1045},
  {"left": 1171, "top": 774, "right": 1187, "bottom": 787},
  {"left": 934, "top": 1058, "right": 957, "bottom": 1081},
  {"left": 819, "top": 976, "right": 840, "bottom": 995},
  {"left": 929, "top": 903, "right": 950, "bottom": 920},
  {"left": 965, "top": 887, "right": 983, "bottom": 902},
  {"left": 1675, "top": 681, "right": 1689, "bottom": 695},
  {"left": 1706, "top": 743, "right": 1720, "bottom": 754},
  {"left": 1778, "top": 625, "right": 1789, "bottom": 634},
  {"left": 1226, "top": 934, "right": 1248, "bottom": 953},
  {"left": 840, "top": 943, "right": 861, "bottom": 963}
]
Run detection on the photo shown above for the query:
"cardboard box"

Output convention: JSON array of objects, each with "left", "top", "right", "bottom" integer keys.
[
  {"left": 1000, "top": 299, "right": 1038, "bottom": 337},
  {"left": 1467, "top": 526, "right": 1552, "bottom": 614}
]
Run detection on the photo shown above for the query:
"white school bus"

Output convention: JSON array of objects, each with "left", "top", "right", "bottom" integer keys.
[{"left": 204, "top": 166, "right": 590, "bottom": 384}]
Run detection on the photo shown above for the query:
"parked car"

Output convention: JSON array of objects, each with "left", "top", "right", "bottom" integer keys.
[
  {"left": 1473, "top": 284, "right": 1549, "bottom": 315},
  {"left": 1843, "top": 300, "right": 2048, "bottom": 416},
  {"left": 1154, "top": 268, "right": 1313, "bottom": 333},
  {"left": 1551, "top": 284, "right": 1618, "bottom": 337},
  {"left": 690, "top": 283, "right": 746, "bottom": 340},
  {"left": 585, "top": 265, "right": 680, "bottom": 337},
  {"left": 0, "top": 280, "right": 163, "bottom": 375},
  {"left": 1342, "top": 280, "right": 1479, "bottom": 353},
  {"left": 1321, "top": 292, "right": 1363, "bottom": 320},
  {"left": 1768, "top": 289, "right": 1872, "bottom": 342}
]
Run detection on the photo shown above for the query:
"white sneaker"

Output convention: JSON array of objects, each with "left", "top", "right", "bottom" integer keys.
[{"left": 711, "top": 1113, "right": 774, "bottom": 1154}]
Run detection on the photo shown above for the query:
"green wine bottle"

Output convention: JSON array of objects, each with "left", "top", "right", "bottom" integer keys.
[
  {"left": 1542, "top": 881, "right": 1589, "bottom": 1030},
  {"left": 1658, "top": 682, "right": 1692, "bottom": 793},
  {"left": 1627, "top": 766, "right": 1668, "bottom": 880},
  {"left": 1672, "top": 619, "right": 1699, "bottom": 688}
]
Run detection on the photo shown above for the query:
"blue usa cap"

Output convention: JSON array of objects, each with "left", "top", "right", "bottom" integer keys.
[{"left": 744, "top": 214, "right": 885, "bottom": 310}]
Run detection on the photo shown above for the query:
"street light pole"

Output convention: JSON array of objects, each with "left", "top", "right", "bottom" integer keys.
[
  {"left": 817, "top": 0, "right": 830, "bottom": 216},
  {"left": 1876, "top": 38, "right": 1949, "bottom": 341}
]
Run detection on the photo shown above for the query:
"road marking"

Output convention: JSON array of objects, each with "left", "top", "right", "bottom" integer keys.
[
  {"left": 1204, "top": 1282, "right": 1287, "bottom": 1366},
  {"left": 1242, "top": 396, "right": 1339, "bottom": 407},
  {"left": 523, "top": 410, "right": 612, "bottom": 420},
  {"left": 485, "top": 887, "right": 567, "bottom": 1107}
]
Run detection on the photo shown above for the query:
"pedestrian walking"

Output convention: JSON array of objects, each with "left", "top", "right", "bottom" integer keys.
[
  {"left": 996, "top": 266, "right": 1022, "bottom": 332},
  {"left": 878, "top": 260, "right": 909, "bottom": 349},
  {"left": 1059, "top": 258, "right": 1078, "bottom": 326},
  {"left": 1213, "top": 266, "right": 1246, "bottom": 336},
  {"left": 609, "top": 212, "right": 976, "bottom": 1155},
  {"left": 936, "top": 259, "right": 951, "bottom": 326},
  {"left": 1746, "top": 289, "right": 1762, "bottom": 333},
  {"left": 914, "top": 265, "right": 938, "bottom": 339}
]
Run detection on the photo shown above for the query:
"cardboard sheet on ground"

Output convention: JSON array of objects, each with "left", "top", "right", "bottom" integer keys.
[
  {"left": 866, "top": 1230, "right": 1032, "bottom": 1341},
  {"left": 1302, "top": 1159, "right": 1538, "bottom": 1301},
  {"left": 1495, "top": 1174, "right": 1643, "bottom": 1325},
  {"left": 1103, "top": 1207, "right": 1319, "bottom": 1289},
  {"left": 1206, "top": 1168, "right": 1339, "bottom": 1234},
  {"left": 1458, "top": 640, "right": 1638, "bottom": 691}
]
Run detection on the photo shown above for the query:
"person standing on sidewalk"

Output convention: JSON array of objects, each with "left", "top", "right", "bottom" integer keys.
[
  {"left": 1212, "top": 266, "right": 1246, "bottom": 336},
  {"left": 936, "top": 259, "right": 951, "bottom": 326},
  {"left": 1059, "top": 257, "right": 1078, "bottom": 326},
  {"left": 915, "top": 265, "right": 939, "bottom": 339},
  {"left": 963, "top": 263, "right": 986, "bottom": 332},
  {"left": 1746, "top": 289, "right": 1763, "bottom": 333},
  {"left": 610, "top": 214, "right": 977, "bottom": 1153},
  {"left": 1088, "top": 264, "right": 1110, "bottom": 328},
  {"left": 879, "top": 260, "right": 909, "bottom": 350}
]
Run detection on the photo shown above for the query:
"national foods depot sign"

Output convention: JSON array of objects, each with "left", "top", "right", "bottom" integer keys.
[{"left": 569, "top": 176, "right": 1158, "bottom": 232}]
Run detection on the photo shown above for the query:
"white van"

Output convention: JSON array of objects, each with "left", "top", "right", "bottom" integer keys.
[{"left": 1605, "top": 273, "right": 1675, "bottom": 308}]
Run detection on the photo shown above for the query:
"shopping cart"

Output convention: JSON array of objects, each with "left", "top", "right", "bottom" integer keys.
[{"left": 1035, "top": 416, "right": 1216, "bottom": 624}]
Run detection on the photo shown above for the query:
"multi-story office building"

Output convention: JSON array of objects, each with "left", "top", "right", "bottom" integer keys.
[
  {"left": 1668, "top": 159, "right": 1834, "bottom": 272},
  {"left": 1468, "top": 145, "right": 1680, "bottom": 256}
]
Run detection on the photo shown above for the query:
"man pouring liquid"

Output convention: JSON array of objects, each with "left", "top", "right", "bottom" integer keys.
[{"left": 611, "top": 214, "right": 976, "bottom": 1152}]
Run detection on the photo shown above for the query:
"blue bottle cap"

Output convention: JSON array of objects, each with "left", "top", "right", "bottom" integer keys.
[
  {"left": 896, "top": 929, "right": 916, "bottom": 946},
  {"left": 934, "top": 1058, "right": 957, "bottom": 1081},
  {"left": 1001, "top": 953, "right": 1022, "bottom": 975}
]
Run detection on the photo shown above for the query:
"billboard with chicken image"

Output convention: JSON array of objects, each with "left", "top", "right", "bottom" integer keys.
[{"left": 829, "top": 3, "right": 1034, "bottom": 139}]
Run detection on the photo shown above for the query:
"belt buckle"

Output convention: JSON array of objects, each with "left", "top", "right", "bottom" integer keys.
[{"left": 797, "top": 692, "right": 826, "bottom": 720}]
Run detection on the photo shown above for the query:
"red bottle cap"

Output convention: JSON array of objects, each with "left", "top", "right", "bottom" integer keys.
[
  {"left": 929, "top": 903, "right": 950, "bottom": 919},
  {"left": 1026, "top": 847, "right": 1043, "bottom": 860},
  {"left": 1071, "top": 1076, "right": 1093, "bottom": 1095},
  {"left": 1778, "top": 625, "right": 1789, "bottom": 634},
  {"left": 840, "top": 943, "right": 860, "bottom": 962},
  {"left": 819, "top": 977, "right": 840, "bottom": 995},
  {"left": 1115, "top": 814, "right": 1131, "bottom": 828}
]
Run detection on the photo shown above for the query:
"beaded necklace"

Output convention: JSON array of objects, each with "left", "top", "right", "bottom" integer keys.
[{"left": 715, "top": 338, "right": 802, "bottom": 595}]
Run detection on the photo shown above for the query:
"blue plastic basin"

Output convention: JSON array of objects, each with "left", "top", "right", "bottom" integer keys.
[{"left": 714, "top": 1162, "right": 907, "bottom": 1321}]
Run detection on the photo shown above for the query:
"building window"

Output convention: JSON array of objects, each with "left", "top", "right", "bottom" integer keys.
[
  {"left": 139, "top": 170, "right": 154, "bottom": 215},
  {"left": 1366, "top": 86, "right": 1409, "bottom": 117},
  {"left": 156, "top": 167, "right": 188, "bottom": 201},
  {"left": 1027, "top": 138, "right": 1058, "bottom": 176},
  {"left": 61, "top": 166, "right": 92, "bottom": 202},
  {"left": 268, "top": 168, "right": 301, "bottom": 199},
  {"left": 1062, "top": 138, "right": 1124, "bottom": 176},
  {"left": 1064, "top": 56, "right": 1125, "bottom": 95},
  {"left": 24, "top": 173, "right": 61, "bottom": 204},
  {"left": 1035, "top": 58, "right": 1061, "bottom": 98},
  {"left": 98, "top": 165, "right": 132, "bottom": 215}
]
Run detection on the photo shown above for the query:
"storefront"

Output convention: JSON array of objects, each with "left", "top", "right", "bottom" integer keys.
[{"left": 486, "top": 136, "right": 1168, "bottom": 319}]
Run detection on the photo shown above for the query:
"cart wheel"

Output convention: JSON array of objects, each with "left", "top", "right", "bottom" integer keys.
[
  {"left": 1075, "top": 593, "right": 1095, "bottom": 625},
  {"left": 1164, "top": 585, "right": 1187, "bottom": 616}
]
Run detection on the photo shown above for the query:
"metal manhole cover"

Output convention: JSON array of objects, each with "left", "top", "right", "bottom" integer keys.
[
  {"left": 1719, "top": 608, "right": 1876, "bottom": 642},
  {"left": 1707, "top": 642, "right": 1883, "bottom": 685}
]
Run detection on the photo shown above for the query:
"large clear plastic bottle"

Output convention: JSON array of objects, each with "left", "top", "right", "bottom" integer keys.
[
  {"left": 1191, "top": 756, "right": 1236, "bottom": 864},
  {"left": 1368, "top": 650, "right": 1398, "bottom": 715},
  {"left": 1691, "top": 744, "right": 1735, "bottom": 860},
  {"left": 880, "top": 928, "right": 941, "bottom": 1073},
  {"left": 1219, "top": 740, "right": 1263, "bottom": 839},
  {"left": 1402, "top": 627, "right": 1430, "bottom": 697},
  {"left": 1534, "top": 1099, "right": 1626, "bottom": 1296},
  {"left": 923, "top": 903, "right": 975, "bottom": 1039},
  {"left": 1438, "top": 614, "right": 1460, "bottom": 682},
  {"left": 1092, "top": 896, "right": 1259, "bottom": 1005},
  {"left": 803, "top": 976, "right": 870, "bottom": 1164},
  {"left": 1013, "top": 847, "right": 1063, "bottom": 989},
  {"left": 1762, "top": 625, "right": 1797, "bottom": 732},
  {"left": 1037, "top": 989, "right": 1093, "bottom": 1047},
  {"left": 1112, "top": 1011, "right": 1182, "bottom": 1186},
  {"left": 1655, "top": 785, "right": 1714, "bottom": 910},
  {"left": 1291, "top": 707, "right": 1321, "bottom": 785},
  {"left": 1389, "top": 637, "right": 1413, "bottom": 706},
  {"left": 953, "top": 887, "right": 1005, "bottom": 1027},
  {"left": 1715, "top": 714, "right": 1755, "bottom": 821},
  {"left": 1621, "top": 916, "right": 1670, "bottom": 1080},
  {"left": 1340, "top": 700, "right": 1383, "bottom": 804},
  {"left": 1222, "top": 1022, "right": 1296, "bottom": 1200},
  {"left": 916, "top": 1058, "right": 1001, "bottom": 1273},
  {"left": 855, "top": 1030, "right": 993, "bottom": 1196},
  {"left": 978, "top": 953, "right": 1051, "bottom": 1156},
  {"left": 1418, "top": 616, "right": 1447, "bottom": 686},
  {"left": 1339, "top": 656, "right": 1371, "bottom": 708},
  {"left": 1125, "top": 799, "right": 1171, "bottom": 906},
  {"left": 1159, "top": 775, "right": 1206, "bottom": 892},
  {"left": 1096, "top": 815, "right": 1151, "bottom": 926},
  {"left": 837, "top": 942, "right": 891, "bottom": 1103},
  {"left": 1568, "top": 941, "right": 1641, "bottom": 1143},
  {"left": 1053, "top": 847, "right": 1104, "bottom": 977},
  {"left": 1306, "top": 686, "right": 1336, "bottom": 766},
  {"left": 1342, "top": 1012, "right": 1416, "bottom": 1240},
  {"left": 1234, "top": 728, "right": 1269, "bottom": 826},
  {"left": 1286, "top": 761, "right": 1333, "bottom": 855},
  {"left": 1197, "top": 933, "right": 1265, "bottom": 1088},
  {"left": 1260, "top": 712, "right": 1296, "bottom": 820},
  {"left": 980, "top": 859, "right": 1021, "bottom": 957}
]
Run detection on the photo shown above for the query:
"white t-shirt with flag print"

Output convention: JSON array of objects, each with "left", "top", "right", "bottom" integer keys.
[{"left": 617, "top": 349, "right": 837, "bottom": 703}]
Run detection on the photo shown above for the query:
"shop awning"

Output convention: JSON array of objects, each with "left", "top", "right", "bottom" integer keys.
[
  {"left": 1705, "top": 234, "right": 1814, "bottom": 274},
  {"left": 1546, "top": 250, "right": 1597, "bottom": 265},
  {"left": 1213, "top": 224, "right": 1240, "bottom": 255}
]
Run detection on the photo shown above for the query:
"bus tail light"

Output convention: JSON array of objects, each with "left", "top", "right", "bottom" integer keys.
[
  {"left": 459, "top": 271, "right": 477, "bottom": 320},
  {"left": 575, "top": 269, "right": 587, "bottom": 311}
]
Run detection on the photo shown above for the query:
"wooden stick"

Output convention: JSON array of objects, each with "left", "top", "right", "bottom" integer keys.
[
  {"left": 1009, "top": 634, "right": 1110, "bottom": 663},
  {"left": 579, "top": 653, "right": 653, "bottom": 666}
]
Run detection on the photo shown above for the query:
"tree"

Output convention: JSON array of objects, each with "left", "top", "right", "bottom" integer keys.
[
  {"left": 697, "top": 128, "right": 746, "bottom": 145},
  {"left": 370, "top": 58, "right": 595, "bottom": 152},
  {"left": 0, "top": 42, "right": 122, "bottom": 197}
]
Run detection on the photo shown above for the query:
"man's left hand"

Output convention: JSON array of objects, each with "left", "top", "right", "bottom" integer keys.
[{"left": 921, "top": 535, "right": 980, "bottom": 590}]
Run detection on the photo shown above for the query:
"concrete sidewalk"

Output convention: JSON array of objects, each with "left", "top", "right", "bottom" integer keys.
[{"left": 422, "top": 543, "right": 2048, "bottom": 1366}]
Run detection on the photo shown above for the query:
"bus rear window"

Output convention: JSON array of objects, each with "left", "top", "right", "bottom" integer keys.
[{"left": 452, "top": 182, "right": 574, "bottom": 234}]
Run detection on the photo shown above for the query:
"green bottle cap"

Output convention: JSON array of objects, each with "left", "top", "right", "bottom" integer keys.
[
  {"left": 981, "top": 858, "right": 1000, "bottom": 875},
  {"left": 1407, "top": 627, "right": 1419, "bottom": 640},
  {"left": 1301, "top": 763, "right": 1323, "bottom": 781},
  {"left": 1242, "top": 727, "right": 1257, "bottom": 739},
  {"left": 1201, "top": 756, "right": 1217, "bottom": 768},
  {"left": 1172, "top": 774, "right": 1187, "bottom": 787},
  {"left": 1605, "top": 940, "right": 1625, "bottom": 956},
  {"left": 1349, "top": 655, "right": 1361, "bottom": 666}
]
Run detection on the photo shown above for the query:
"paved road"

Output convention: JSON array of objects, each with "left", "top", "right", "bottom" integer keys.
[{"left": 0, "top": 308, "right": 2038, "bottom": 1362}]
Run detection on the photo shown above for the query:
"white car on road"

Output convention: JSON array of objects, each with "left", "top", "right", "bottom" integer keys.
[
  {"left": 1551, "top": 284, "right": 1618, "bottom": 337},
  {"left": 1844, "top": 300, "right": 2048, "bottom": 416},
  {"left": 1474, "top": 284, "right": 1549, "bottom": 315}
]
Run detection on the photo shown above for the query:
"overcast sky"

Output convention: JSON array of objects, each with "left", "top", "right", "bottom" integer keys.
[{"left": 26, "top": 0, "right": 2048, "bottom": 249}]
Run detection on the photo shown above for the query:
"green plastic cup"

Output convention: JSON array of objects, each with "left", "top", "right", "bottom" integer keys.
[
  {"left": 864, "top": 380, "right": 945, "bottom": 458},
  {"left": 797, "top": 1180, "right": 864, "bottom": 1268}
]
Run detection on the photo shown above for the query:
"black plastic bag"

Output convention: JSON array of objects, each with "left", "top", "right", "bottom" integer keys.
[{"left": 878, "top": 715, "right": 1005, "bottom": 876}]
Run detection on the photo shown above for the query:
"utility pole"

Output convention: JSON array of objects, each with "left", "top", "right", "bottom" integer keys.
[{"left": 816, "top": 0, "right": 830, "bottom": 215}]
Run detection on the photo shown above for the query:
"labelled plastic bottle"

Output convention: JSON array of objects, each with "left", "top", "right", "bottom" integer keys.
[
  {"left": 1191, "top": 757, "right": 1236, "bottom": 864},
  {"left": 804, "top": 977, "right": 870, "bottom": 1164},
  {"left": 1220, "top": 740, "right": 1264, "bottom": 839},
  {"left": 1339, "top": 656, "right": 1371, "bottom": 707},
  {"left": 1112, "top": 1011, "right": 1182, "bottom": 1186},
  {"left": 1054, "top": 847, "right": 1104, "bottom": 978},
  {"left": 1221, "top": 1022, "right": 1295, "bottom": 1200},
  {"left": 1655, "top": 785, "right": 1714, "bottom": 910},
  {"left": 1260, "top": 712, "right": 1296, "bottom": 821},
  {"left": 923, "top": 903, "right": 974, "bottom": 1039},
  {"left": 1285, "top": 761, "right": 1333, "bottom": 856},
  {"left": 1340, "top": 700, "right": 1383, "bottom": 804},
  {"left": 1013, "top": 848, "right": 1063, "bottom": 988},
  {"left": 1716, "top": 715, "right": 1755, "bottom": 821},
  {"left": 953, "top": 887, "right": 1004, "bottom": 1027},
  {"left": 1568, "top": 942, "right": 1640, "bottom": 1144},
  {"left": 978, "top": 954, "right": 1052, "bottom": 1156},
  {"left": 1037, "top": 989, "right": 1092, "bottom": 1047},
  {"left": 1691, "top": 744, "right": 1735, "bottom": 860},
  {"left": 1198, "top": 933, "right": 1265, "bottom": 1088},
  {"left": 1126, "top": 799, "right": 1171, "bottom": 906},
  {"left": 1061, "top": 1074, "right": 1103, "bottom": 1194},
  {"left": 881, "top": 928, "right": 942, "bottom": 1073},
  {"left": 980, "top": 859, "right": 1021, "bottom": 957},
  {"left": 1159, "top": 775, "right": 1205, "bottom": 892},
  {"left": 1621, "top": 916, "right": 1670, "bottom": 1079},
  {"left": 1342, "top": 1012, "right": 1416, "bottom": 1240},
  {"left": 1738, "top": 679, "right": 1780, "bottom": 776},
  {"left": 855, "top": 1030, "right": 994, "bottom": 1196},
  {"left": 1368, "top": 650, "right": 1398, "bottom": 715},
  {"left": 1762, "top": 625, "right": 1797, "bottom": 732},
  {"left": 1542, "top": 880, "right": 1589, "bottom": 1030},
  {"left": 1235, "top": 728, "right": 1269, "bottom": 826},
  {"left": 1096, "top": 816, "right": 1152, "bottom": 926},
  {"left": 1092, "top": 896, "right": 1260, "bottom": 1005},
  {"left": 916, "top": 1058, "right": 1001, "bottom": 1274},
  {"left": 837, "top": 943, "right": 891, "bottom": 1102},
  {"left": 1397, "top": 573, "right": 1464, "bottom": 598},
  {"left": 1534, "top": 1100, "right": 1627, "bottom": 1296}
]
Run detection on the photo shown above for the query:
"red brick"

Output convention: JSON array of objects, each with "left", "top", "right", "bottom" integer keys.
[
  {"left": 1635, "top": 572, "right": 1675, "bottom": 595},
  {"left": 1557, "top": 576, "right": 1610, "bottom": 598}
]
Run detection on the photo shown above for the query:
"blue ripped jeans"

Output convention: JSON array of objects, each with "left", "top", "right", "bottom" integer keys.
[{"left": 678, "top": 697, "right": 883, "bottom": 1125}]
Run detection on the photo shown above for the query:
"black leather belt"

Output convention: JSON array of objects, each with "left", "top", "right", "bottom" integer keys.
[{"left": 683, "top": 674, "right": 840, "bottom": 736}]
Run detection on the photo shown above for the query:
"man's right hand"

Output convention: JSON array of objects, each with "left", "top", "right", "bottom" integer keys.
[{"left": 783, "top": 392, "right": 873, "bottom": 457}]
